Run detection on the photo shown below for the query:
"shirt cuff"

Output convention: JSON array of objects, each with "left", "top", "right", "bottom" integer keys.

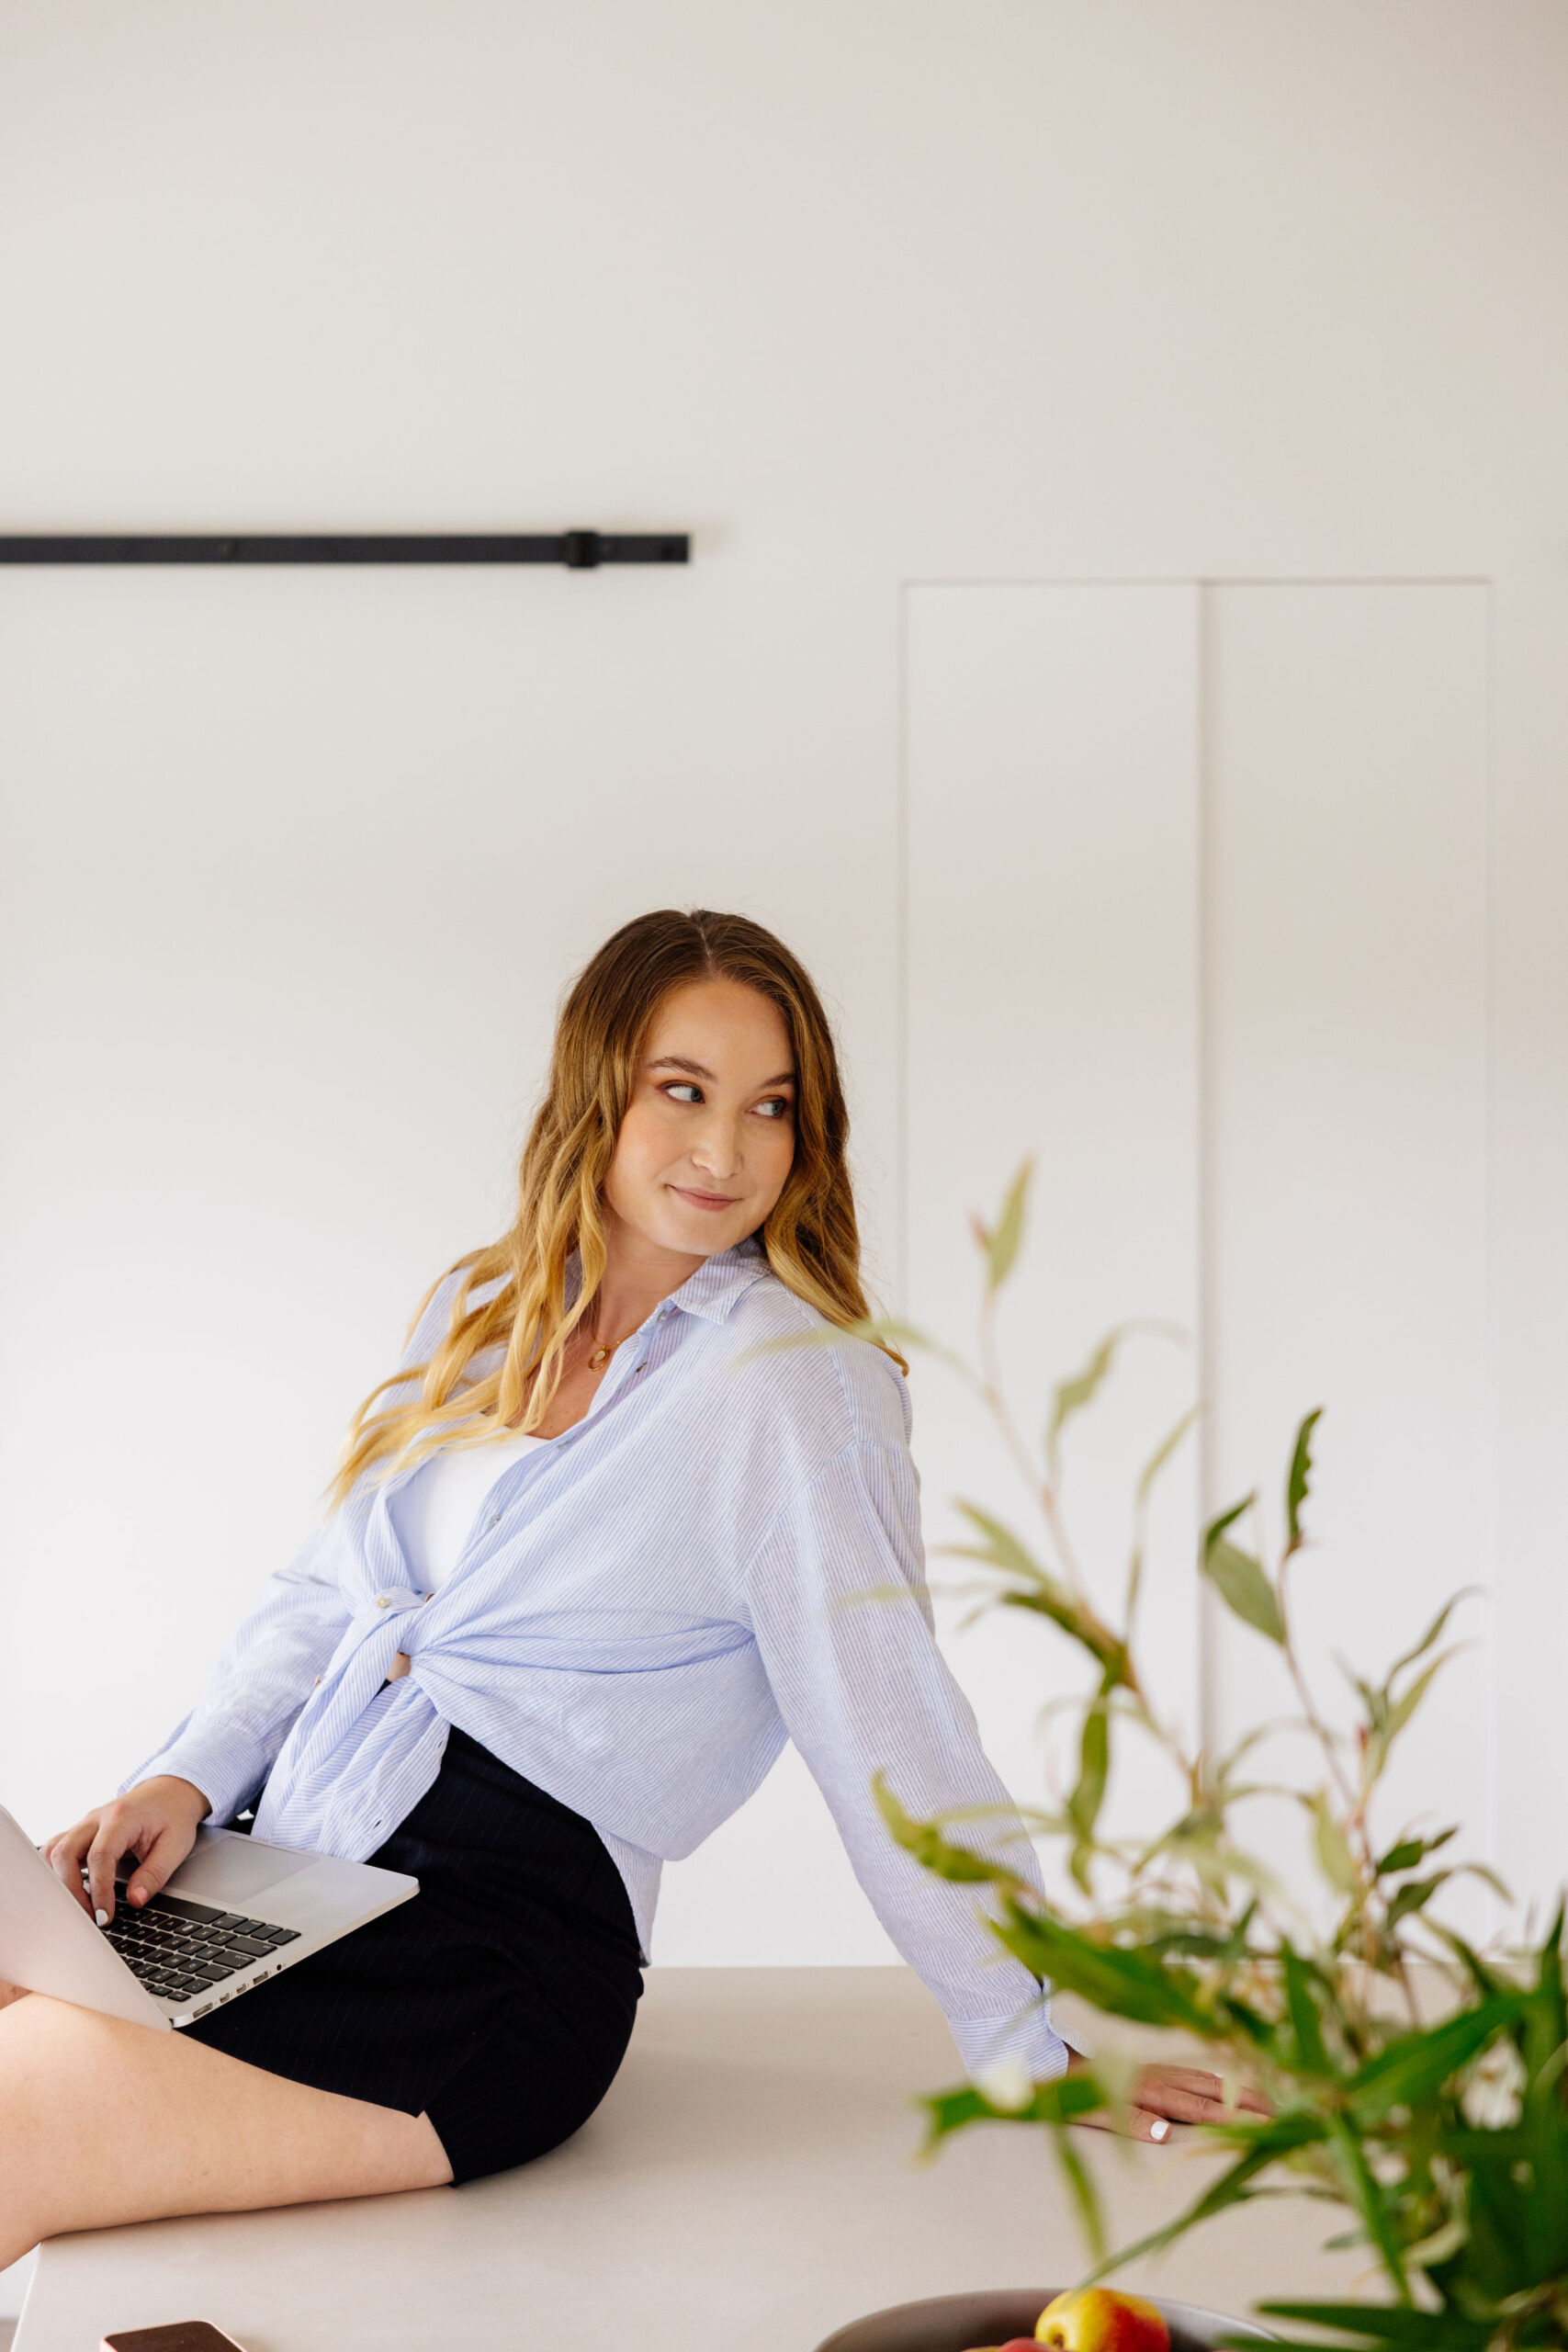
[
  {"left": 947, "top": 1997, "right": 1077, "bottom": 2086},
  {"left": 123, "top": 1716, "right": 270, "bottom": 1827}
]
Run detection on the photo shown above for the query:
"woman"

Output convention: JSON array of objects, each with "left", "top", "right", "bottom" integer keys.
[{"left": 0, "top": 908, "right": 1222, "bottom": 2263}]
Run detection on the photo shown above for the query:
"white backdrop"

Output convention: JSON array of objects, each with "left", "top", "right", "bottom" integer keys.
[{"left": 4, "top": 3, "right": 1568, "bottom": 2017}]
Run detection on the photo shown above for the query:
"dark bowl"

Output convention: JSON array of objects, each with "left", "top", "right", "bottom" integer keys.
[{"left": 814, "top": 2288, "right": 1278, "bottom": 2352}]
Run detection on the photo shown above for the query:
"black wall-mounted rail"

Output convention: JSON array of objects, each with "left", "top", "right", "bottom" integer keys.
[{"left": 0, "top": 530, "right": 689, "bottom": 569}]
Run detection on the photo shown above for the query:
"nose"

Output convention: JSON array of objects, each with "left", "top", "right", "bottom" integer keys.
[{"left": 690, "top": 1108, "right": 743, "bottom": 1182}]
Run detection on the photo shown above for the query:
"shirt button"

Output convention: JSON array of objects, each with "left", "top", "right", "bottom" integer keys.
[
  {"left": 487, "top": 1512, "right": 501, "bottom": 1529},
  {"left": 313, "top": 1675, "right": 322, "bottom": 1688},
  {"left": 375, "top": 1596, "right": 391, "bottom": 1609}
]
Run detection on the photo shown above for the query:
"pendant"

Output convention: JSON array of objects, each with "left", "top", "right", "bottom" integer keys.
[{"left": 588, "top": 1345, "right": 611, "bottom": 1370}]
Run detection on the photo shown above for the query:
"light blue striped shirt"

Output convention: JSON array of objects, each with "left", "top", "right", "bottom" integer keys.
[{"left": 131, "top": 1239, "right": 1068, "bottom": 2079}]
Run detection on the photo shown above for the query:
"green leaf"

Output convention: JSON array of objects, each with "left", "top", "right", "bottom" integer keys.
[
  {"left": 1126, "top": 1404, "right": 1201, "bottom": 1619},
  {"left": 872, "top": 1774, "right": 1028, "bottom": 1892},
  {"left": 994, "top": 1590, "right": 1131, "bottom": 1686},
  {"left": 921, "top": 2067, "right": 1112, "bottom": 2264},
  {"left": 1047, "top": 1328, "right": 1126, "bottom": 1461},
  {"left": 1085, "top": 2110, "right": 1328, "bottom": 2281},
  {"left": 947, "top": 1504, "right": 1130, "bottom": 1682},
  {"left": 949, "top": 1501, "right": 1048, "bottom": 1585},
  {"left": 1136, "top": 1404, "right": 1201, "bottom": 1509},
  {"left": 1308, "top": 1792, "right": 1360, "bottom": 1899},
  {"left": 919, "top": 2067, "right": 1104, "bottom": 2146},
  {"left": 1066, "top": 1679, "right": 1112, "bottom": 1893},
  {"left": 1281, "top": 1943, "right": 1334, "bottom": 2076},
  {"left": 1384, "top": 1871, "right": 1449, "bottom": 1929},
  {"left": 1324, "top": 2113, "right": 1411, "bottom": 2301},
  {"left": 1377, "top": 1827, "right": 1456, "bottom": 1877},
  {"left": 1385, "top": 1589, "right": 1477, "bottom": 1684},
  {"left": 1202, "top": 1500, "right": 1286, "bottom": 1644},
  {"left": 995, "top": 1904, "right": 1221, "bottom": 2038},
  {"left": 1385, "top": 1652, "right": 1457, "bottom": 1744},
  {"left": 1432, "top": 1924, "right": 1508, "bottom": 2001},
  {"left": 1258, "top": 2305, "right": 1489, "bottom": 2350},
  {"left": 746, "top": 1317, "right": 938, "bottom": 1363},
  {"left": 1345, "top": 1994, "right": 1522, "bottom": 2123},
  {"left": 1049, "top": 2121, "right": 1108, "bottom": 2265},
  {"left": 976, "top": 1159, "right": 1032, "bottom": 1290},
  {"left": 1285, "top": 1407, "right": 1324, "bottom": 1550}
]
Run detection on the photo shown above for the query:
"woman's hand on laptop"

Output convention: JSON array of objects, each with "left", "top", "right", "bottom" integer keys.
[{"left": 43, "top": 1777, "right": 212, "bottom": 1926}]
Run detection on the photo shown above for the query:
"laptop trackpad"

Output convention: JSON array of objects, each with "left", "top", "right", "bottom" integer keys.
[{"left": 171, "top": 1832, "right": 315, "bottom": 1910}]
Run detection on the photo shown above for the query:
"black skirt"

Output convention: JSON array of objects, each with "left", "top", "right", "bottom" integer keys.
[{"left": 183, "top": 1726, "right": 644, "bottom": 2184}]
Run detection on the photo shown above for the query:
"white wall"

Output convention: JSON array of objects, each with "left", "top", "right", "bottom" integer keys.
[{"left": 3, "top": 0, "right": 1567, "bottom": 2028}]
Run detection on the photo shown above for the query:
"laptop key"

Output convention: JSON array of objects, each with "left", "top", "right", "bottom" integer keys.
[{"left": 150, "top": 1893, "right": 231, "bottom": 1926}]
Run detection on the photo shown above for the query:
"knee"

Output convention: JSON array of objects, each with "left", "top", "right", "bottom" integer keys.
[
  {"left": 0, "top": 1994, "right": 51, "bottom": 2261},
  {"left": 0, "top": 1994, "right": 102, "bottom": 2262}
]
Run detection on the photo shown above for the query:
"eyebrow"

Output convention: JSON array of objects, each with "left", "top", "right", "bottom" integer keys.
[{"left": 648, "top": 1056, "right": 795, "bottom": 1087}]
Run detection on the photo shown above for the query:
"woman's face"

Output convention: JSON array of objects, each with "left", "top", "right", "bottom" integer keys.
[{"left": 603, "top": 977, "right": 796, "bottom": 1263}]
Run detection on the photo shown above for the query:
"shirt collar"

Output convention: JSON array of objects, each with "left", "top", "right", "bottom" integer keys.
[{"left": 665, "top": 1235, "right": 771, "bottom": 1325}]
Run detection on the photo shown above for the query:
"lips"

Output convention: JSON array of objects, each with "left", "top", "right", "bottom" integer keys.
[{"left": 671, "top": 1186, "right": 741, "bottom": 1211}]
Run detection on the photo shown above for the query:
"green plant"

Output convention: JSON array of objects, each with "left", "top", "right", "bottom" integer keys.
[{"left": 859, "top": 1168, "right": 1568, "bottom": 2351}]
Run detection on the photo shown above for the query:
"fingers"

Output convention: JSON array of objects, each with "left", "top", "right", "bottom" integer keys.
[
  {"left": 44, "top": 1804, "right": 147, "bottom": 1926},
  {"left": 1132, "top": 2066, "right": 1272, "bottom": 2127},
  {"left": 1071, "top": 2105, "right": 1176, "bottom": 2142},
  {"left": 40, "top": 1781, "right": 209, "bottom": 1928},
  {"left": 41, "top": 1821, "right": 100, "bottom": 1917},
  {"left": 85, "top": 1815, "right": 137, "bottom": 1925},
  {"left": 1070, "top": 2064, "right": 1269, "bottom": 2142},
  {"left": 1150, "top": 2066, "right": 1224, "bottom": 2095},
  {"left": 1136, "top": 2077, "right": 1231, "bottom": 2125},
  {"left": 122, "top": 1826, "right": 186, "bottom": 1911}
]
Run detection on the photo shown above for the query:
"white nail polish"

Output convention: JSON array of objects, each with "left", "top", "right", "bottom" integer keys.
[
  {"left": 95, "top": 1908, "right": 108, "bottom": 1927},
  {"left": 1149, "top": 2117, "right": 1170, "bottom": 2142}
]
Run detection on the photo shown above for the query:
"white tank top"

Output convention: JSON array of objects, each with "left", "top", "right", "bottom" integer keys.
[{"left": 393, "top": 1430, "right": 547, "bottom": 1591}]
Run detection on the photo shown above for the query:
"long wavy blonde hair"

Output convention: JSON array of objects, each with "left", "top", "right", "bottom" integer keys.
[{"left": 330, "top": 907, "right": 896, "bottom": 1507}]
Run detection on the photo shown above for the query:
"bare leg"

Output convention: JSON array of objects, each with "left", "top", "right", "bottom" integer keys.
[{"left": 0, "top": 1994, "right": 453, "bottom": 2268}]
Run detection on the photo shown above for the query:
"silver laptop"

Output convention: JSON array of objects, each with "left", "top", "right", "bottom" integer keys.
[{"left": 0, "top": 1804, "right": 418, "bottom": 2030}]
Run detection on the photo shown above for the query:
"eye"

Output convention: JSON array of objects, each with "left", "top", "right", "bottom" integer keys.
[
  {"left": 662, "top": 1082, "right": 704, "bottom": 1105},
  {"left": 755, "top": 1095, "right": 793, "bottom": 1120}
]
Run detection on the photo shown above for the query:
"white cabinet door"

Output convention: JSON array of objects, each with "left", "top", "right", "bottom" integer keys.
[
  {"left": 904, "top": 580, "right": 1494, "bottom": 1910},
  {"left": 905, "top": 584, "right": 1203, "bottom": 1870},
  {"left": 1205, "top": 582, "right": 1491, "bottom": 1910}
]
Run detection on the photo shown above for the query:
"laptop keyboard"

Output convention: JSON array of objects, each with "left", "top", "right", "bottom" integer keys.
[{"left": 99, "top": 1889, "right": 300, "bottom": 2009}]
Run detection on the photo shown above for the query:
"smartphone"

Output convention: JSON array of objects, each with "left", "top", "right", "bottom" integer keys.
[{"left": 101, "top": 2326, "right": 249, "bottom": 2352}]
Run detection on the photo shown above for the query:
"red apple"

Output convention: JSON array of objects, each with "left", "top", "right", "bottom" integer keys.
[{"left": 1034, "top": 2288, "right": 1170, "bottom": 2351}]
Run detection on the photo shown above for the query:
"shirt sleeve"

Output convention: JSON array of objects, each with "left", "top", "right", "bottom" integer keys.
[
  {"left": 742, "top": 1435, "right": 1073, "bottom": 2085},
  {"left": 123, "top": 1515, "right": 355, "bottom": 1824}
]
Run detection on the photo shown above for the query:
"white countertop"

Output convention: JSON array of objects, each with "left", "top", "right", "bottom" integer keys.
[{"left": 16, "top": 1968, "right": 1358, "bottom": 2351}]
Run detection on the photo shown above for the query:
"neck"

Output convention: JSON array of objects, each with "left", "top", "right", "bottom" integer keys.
[{"left": 589, "top": 1211, "right": 708, "bottom": 1343}]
